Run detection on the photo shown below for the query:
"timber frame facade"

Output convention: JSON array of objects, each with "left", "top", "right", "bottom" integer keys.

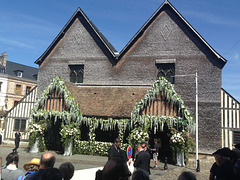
[
  {"left": 4, "top": 86, "right": 37, "bottom": 141},
  {"left": 140, "top": 92, "right": 182, "bottom": 117},
  {"left": 221, "top": 88, "right": 240, "bottom": 148}
]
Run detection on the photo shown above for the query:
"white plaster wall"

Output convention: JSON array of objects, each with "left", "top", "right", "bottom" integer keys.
[{"left": 0, "top": 76, "right": 8, "bottom": 108}]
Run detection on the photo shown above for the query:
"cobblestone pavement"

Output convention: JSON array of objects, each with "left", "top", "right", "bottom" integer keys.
[{"left": 0, "top": 144, "right": 214, "bottom": 180}]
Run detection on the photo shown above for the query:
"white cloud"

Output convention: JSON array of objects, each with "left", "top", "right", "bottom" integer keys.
[
  {"left": 183, "top": 11, "right": 240, "bottom": 28},
  {"left": 0, "top": 37, "right": 35, "bottom": 49},
  {"left": 0, "top": 12, "right": 60, "bottom": 34}
]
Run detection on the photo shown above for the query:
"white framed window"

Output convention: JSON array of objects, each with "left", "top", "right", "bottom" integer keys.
[{"left": 17, "top": 71, "right": 23, "bottom": 77}]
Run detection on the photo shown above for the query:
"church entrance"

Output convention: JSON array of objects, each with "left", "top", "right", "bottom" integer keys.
[
  {"left": 148, "top": 123, "right": 173, "bottom": 163},
  {"left": 44, "top": 118, "right": 63, "bottom": 152}
]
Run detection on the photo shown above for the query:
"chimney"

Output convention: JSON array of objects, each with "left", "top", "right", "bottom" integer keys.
[{"left": 0, "top": 52, "right": 7, "bottom": 68}]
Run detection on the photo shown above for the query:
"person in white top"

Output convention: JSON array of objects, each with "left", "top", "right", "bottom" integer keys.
[
  {"left": 2, "top": 152, "right": 24, "bottom": 180},
  {"left": 0, "top": 128, "right": 4, "bottom": 144}
]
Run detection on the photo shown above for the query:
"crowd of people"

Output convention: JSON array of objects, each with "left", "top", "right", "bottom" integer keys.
[
  {"left": 97, "top": 138, "right": 240, "bottom": 180},
  {"left": 3, "top": 135, "right": 240, "bottom": 180},
  {"left": 1, "top": 152, "right": 74, "bottom": 180},
  {"left": 96, "top": 138, "right": 197, "bottom": 180}
]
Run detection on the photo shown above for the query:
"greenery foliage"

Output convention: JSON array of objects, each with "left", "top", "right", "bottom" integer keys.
[
  {"left": 168, "top": 127, "right": 195, "bottom": 164},
  {"left": 60, "top": 122, "right": 81, "bottom": 148},
  {"left": 73, "top": 140, "right": 129, "bottom": 156},
  {"left": 25, "top": 121, "right": 46, "bottom": 152}
]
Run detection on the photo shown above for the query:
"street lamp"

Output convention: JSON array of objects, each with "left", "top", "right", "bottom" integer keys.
[{"left": 173, "top": 70, "right": 199, "bottom": 171}]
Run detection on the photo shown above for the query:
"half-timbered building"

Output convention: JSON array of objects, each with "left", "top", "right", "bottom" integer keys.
[
  {"left": 221, "top": 88, "right": 240, "bottom": 149},
  {"left": 4, "top": 86, "right": 37, "bottom": 142}
]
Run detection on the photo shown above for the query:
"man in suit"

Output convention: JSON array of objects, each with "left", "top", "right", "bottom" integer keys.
[
  {"left": 13, "top": 129, "right": 21, "bottom": 152},
  {"left": 134, "top": 144, "right": 151, "bottom": 175},
  {"left": 108, "top": 138, "right": 128, "bottom": 162}
]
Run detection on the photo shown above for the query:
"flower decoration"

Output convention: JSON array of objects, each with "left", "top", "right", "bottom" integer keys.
[
  {"left": 168, "top": 127, "right": 195, "bottom": 163},
  {"left": 127, "top": 127, "right": 149, "bottom": 149}
]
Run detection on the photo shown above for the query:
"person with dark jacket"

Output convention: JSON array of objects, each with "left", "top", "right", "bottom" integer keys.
[
  {"left": 95, "top": 157, "right": 131, "bottom": 180},
  {"left": 108, "top": 138, "right": 128, "bottom": 162},
  {"left": 13, "top": 129, "right": 21, "bottom": 152},
  {"left": 212, "top": 147, "right": 238, "bottom": 180},
  {"left": 134, "top": 144, "right": 150, "bottom": 175}
]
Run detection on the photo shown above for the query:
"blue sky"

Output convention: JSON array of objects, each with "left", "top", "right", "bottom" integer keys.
[{"left": 0, "top": 0, "right": 240, "bottom": 101}]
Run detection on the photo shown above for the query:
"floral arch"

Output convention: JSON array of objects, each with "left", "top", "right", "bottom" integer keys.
[
  {"left": 27, "top": 76, "right": 130, "bottom": 154},
  {"left": 129, "top": 77, "right": 195, "bottom": 162},
  {"left": 27, "top": 76, "right": 194, "bottom": 158},
  {"left": 131, "top": 77, "right": 194, "bottom": 133}
]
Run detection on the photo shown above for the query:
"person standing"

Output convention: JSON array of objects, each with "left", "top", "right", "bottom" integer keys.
[
  {"left": 13, "top": 129, "right": 21, "bottom": 152},
  {"left": 134, "top": 144, "right": 150, "bottom": 175},
  {"left": 151, "top": 138, "right": 160, "bottom": 169},
  {"left": 108, "top": 138, "right": 128, "bottom": 162}
]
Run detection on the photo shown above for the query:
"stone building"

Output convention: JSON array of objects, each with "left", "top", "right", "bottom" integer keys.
[{"left": 0, "top": 52, "right": 38, "bottom": 128}]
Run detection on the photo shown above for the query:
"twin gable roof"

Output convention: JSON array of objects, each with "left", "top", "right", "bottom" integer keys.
[{"left": 35, "top": 0, "right": 227, "bottom": 68}]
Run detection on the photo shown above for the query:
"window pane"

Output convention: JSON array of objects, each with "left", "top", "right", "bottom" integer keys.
[
  {"left": 233, "top": 131, "right": 240, "bottom": 145},
  {"left": 69, "top": 65, "right": 84, "bottom": 83},
  {"left": 20, "top": 120, "right": 26, "bottom": 131},
  {"left": 14, "top": 119, "right": 20, "bottom": 130},
  {"left": 70, "top": 72, "right": 76, "bottom": 83},
  {"left": 26, "top": 86, "right": 31, "bottom": 94},
  {"left": 157, "top": 63, "right": 175, "bottom": 84},
  {"left": 77, "top": 72, "right": 83, "bottom": 83},
  {"left": 16, "top": 85, "right": 21, "bottom": 94}
]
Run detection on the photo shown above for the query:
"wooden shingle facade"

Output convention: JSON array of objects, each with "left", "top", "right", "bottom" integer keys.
[
  {"left": 34, "top": 1, "right": 227, "bottom": 154},
  {"left": 4, "top": 1, "right": 238, "bottom": 154}
]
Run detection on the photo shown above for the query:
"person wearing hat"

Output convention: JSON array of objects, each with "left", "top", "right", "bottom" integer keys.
[
  {"left": 211, "top": 147, "right": 238, "bottom": 180},
  {"left": 16, "top": 158, "right": 40, "bottom": 180}
]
